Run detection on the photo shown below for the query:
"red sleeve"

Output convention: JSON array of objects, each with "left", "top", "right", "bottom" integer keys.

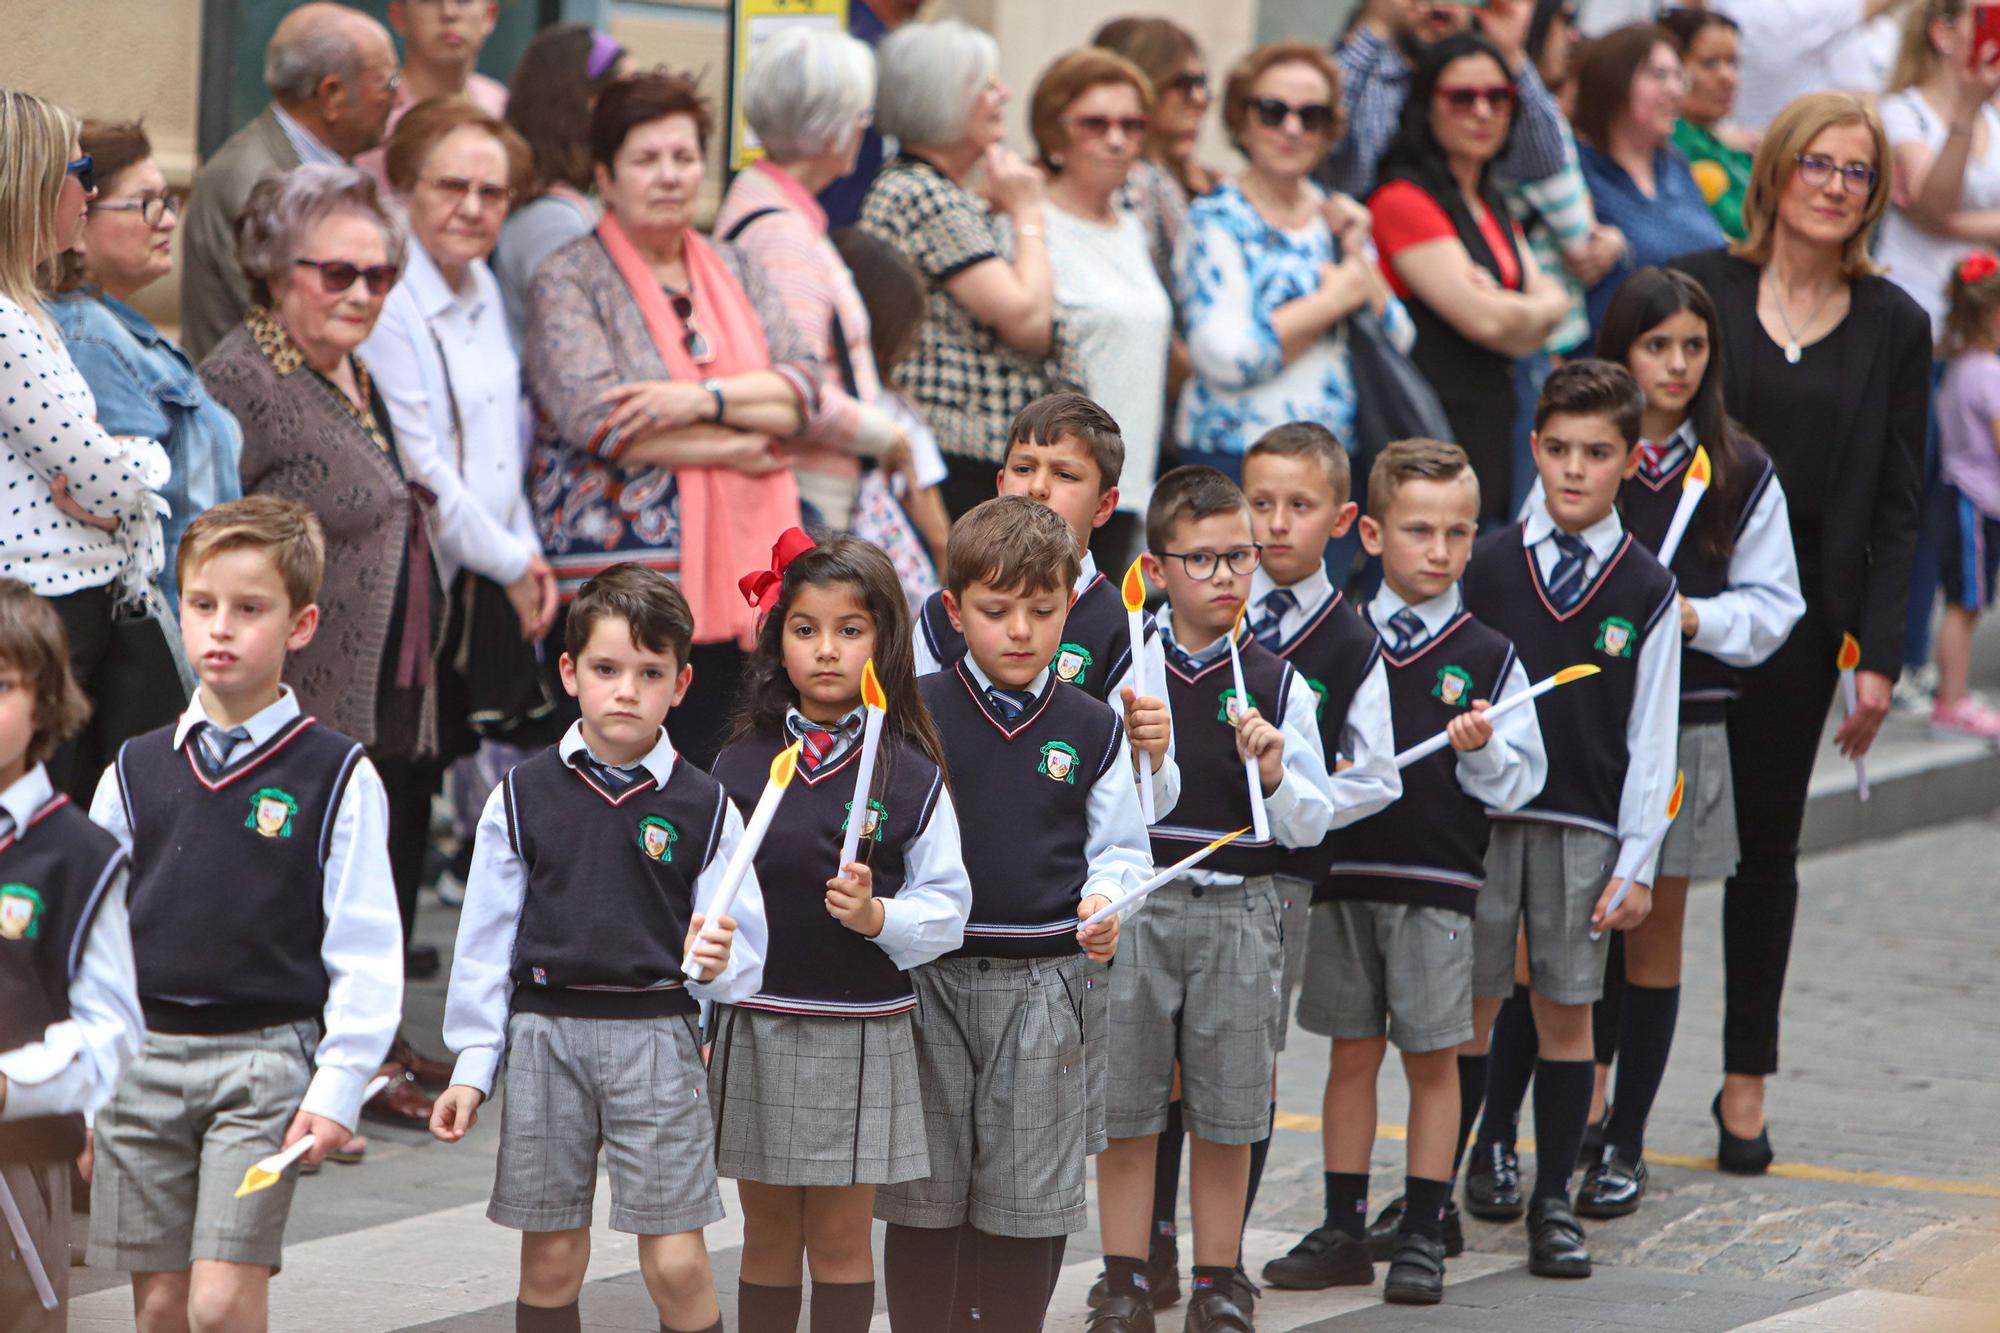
[{"left": 1367, "top": 180, "right": 1456, "bottom": 298}]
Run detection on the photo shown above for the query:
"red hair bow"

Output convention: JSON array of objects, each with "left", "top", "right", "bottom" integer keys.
[
  {"left": 1960, "top": 251, "right": 2000, "bottom": 286},
  {"left": 739, "top": 527, "right": 817, "bottom": 611}
]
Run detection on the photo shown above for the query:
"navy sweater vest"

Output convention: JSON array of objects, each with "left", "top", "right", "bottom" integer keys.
[
  {"left": 503, "top": 747, "right": 728, "bottom": 1018},
  {"left": 1621, "top": 449, "right": 1777, "bottom": 723},
  {"left": 1324, "top": 612, "right": 1518, "bottom": 914},
  {"left": 712, "top": 731, "right": 943, "bottom": 1015},
  {"left": 119, "top": 717, "right": 362, "bottom": 1033},
  {"left": 1462, "top": 525, "right": 1676, "bottom": 834},
  {"left": 918, "top": 570, "right": 1153, "bottom": 702},
  {"left": 1151, "top": 630, "right": 1297, "bottom": 879},
  {"left": 923, "top": 663, "right": 1122, "bottom": 957},
  {"left": 0, "top": 795, "right": 126, "bottom": 1163},
  {"left": 1267, "top": 591, "right": 1382, "bottom": 884}
]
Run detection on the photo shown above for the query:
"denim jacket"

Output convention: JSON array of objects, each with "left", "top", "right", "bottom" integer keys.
[{"left": 47, "top": 290, "right": 243, "bottom": 608}]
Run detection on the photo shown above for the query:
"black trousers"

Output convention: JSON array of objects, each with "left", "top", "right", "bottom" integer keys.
[
  {"left": 45, "top": 583, "right": 184, "bottom": 801},
  {"left": 1721, "top": 597, "right": 1840, "bottom": 1076},
  {"left": 374, "top": 753, "right": 444, "bottom": 947}
]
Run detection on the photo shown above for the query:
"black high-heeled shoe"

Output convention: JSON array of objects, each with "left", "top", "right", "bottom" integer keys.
[{"left": 1712, "top": 1091, "right": 1773, "bottom": 1175}]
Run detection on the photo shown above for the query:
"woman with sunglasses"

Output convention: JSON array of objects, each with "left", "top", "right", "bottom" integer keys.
[
  {"left": 1175, "top": 41, "right": 1408, "bottom": 481},
  {"left": 523, "top": 71, "right": 815, "bottom": 767},
  {"left": 1369, "top": 31, "right": 1571, "bottom": 527},
  {"left": 1091, "top": 17, "right": 1221, "bottom": 285},
  {"left": 0, "top": 88, "right": 180, "bottom": 805},
  {"left": 1673, "top": 93, "right": 1928, "bottom": 1175},
  {"left": 1571, "top": 24, "right": 1726, "bottom": 331},
  {"left": 199, "top": 164, "right": 450, "bottom": 1049},
  {"left": 47, "top": 118, "right": 243, "bottom": 613}
]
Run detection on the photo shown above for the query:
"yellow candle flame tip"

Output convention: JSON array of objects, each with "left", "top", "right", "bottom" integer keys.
[
  {"left": 771, "top": 740, "right": 802, "bottom": 786},
  {"left": 1687, "top": 444, "right": 1712, "bottom": 487},
  {"left": 235, "top": 1168, "right": 279, "bottom": 1199},
  {"left": 861, "top": 659, "right": 887, "bottom": 711},
  {"left": 1551, "top": 664, "right": 1603, "bottom": 685},
  {"left": 1122, "top": 556, "right": 1147, "bottom": 612},
  {"left": 1836, "top": 633, "right": 1861, "bottom": 671},
  {"left": 1665, "top": 770, "right": 1686, "bottom": 819}
]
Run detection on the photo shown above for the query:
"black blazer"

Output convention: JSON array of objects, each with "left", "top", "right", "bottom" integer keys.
[{"left": 1670, "top": 247, "right": 1929, "bottom": 677}]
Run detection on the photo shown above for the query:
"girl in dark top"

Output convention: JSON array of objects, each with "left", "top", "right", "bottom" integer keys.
[{"left": 1673, "top": 91, "right": 1928, "bottom": 1175}]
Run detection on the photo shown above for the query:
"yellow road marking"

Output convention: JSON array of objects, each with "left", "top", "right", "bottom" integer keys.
[{"left": 1270, "top": 1111, "right": 2000, "bottom": 1202}]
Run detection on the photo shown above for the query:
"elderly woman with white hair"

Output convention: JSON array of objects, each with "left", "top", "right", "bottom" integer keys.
[
  {"left": 717, "top": 24, "right": 915, "bottom": 531},
  {"left": 859, "top": 18, "right": 1061, "bottom": 517}
]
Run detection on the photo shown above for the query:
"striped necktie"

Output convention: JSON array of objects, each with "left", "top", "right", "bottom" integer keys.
[
  {"left": 1547, "top": 532, "right": 1593, "bottom": 610},
  {"left": 576, "top": 753, "right": 646, "bottom": 796},
  {"left": 987, "top": 687, "right": 1036, "bottom": 721},
  {"left": 1386, "top": 607, "right": 1427, "bottom": 653},
  {"left": 195, "top": 723, "right": 253, "bottom": 777},
  {"left": 787, "top": 714, "right": 855, "bottom": 771},
  {"left": 1251, "top": 588, "right": 1296, "bottom": 651}
]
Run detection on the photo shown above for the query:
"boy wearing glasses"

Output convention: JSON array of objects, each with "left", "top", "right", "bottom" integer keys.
[{"left": 1089, "top": 466, "right": 1341, "bottom": 1333}]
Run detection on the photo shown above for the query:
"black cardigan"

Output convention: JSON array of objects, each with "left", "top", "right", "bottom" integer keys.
[{"left": 1669, "top": 247, "right": 1929, "bottom": 677}]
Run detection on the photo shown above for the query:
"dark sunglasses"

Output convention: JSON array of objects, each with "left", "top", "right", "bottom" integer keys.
[
  {"left": 1436, "top": 84, "right": 1517, "bottom": 114},
  {"left": 669, "top": 290, "right": 712, "bottom": 365},
  {"left": 1167, "top": 71, "right": 1209, "bottom": 98},
  {"left": 65, "top": 155, "right": 94, "bottom": 194},
  {"left": 1249, "top": 97, "right": 1336, "bottom": 134},
  {"left": 1794, "top": 152, "right": 1877, "bottom": 197},
  {"left": 1067, "top": 113, "right": 1151, "bottom": 140},
  {"left": 294, "top": 257, "right": 397, "bottom": 296}
]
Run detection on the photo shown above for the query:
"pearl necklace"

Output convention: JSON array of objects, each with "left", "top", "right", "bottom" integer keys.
[{"left": 1763, "top": 271, "right": 1840, "bottom": 365}]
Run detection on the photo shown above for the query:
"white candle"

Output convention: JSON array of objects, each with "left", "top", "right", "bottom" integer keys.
[
  {"left": 1395, "top": 664, "right": 1601, "bottom": 769},
  {"left": 1225, "top": 607, "right": 1271, "bottom": 843},
  {"left": 1591, "top": 770, "right": 1684, "bottom": 941},
  {"left": 836, "top": 660, "right": 888, "bottom": 870},
  {"left": 1122, "top": 557, "right": 1157, "bottom": 826},
  {"left": 1838, "top": 633, "right": 1870, "bottom": 802},
  {"left": 684, "top": 741, "right": 801, "bottom": 981},
  {"left": 1654, "top": 444, "right": 1712, "bottom": 567},
  {"left": 234, "top": 1073, "right": 393, "bottom": 1198},
  {"left": 1082, "top": 826, "right": 1251, "bottom": 927}
]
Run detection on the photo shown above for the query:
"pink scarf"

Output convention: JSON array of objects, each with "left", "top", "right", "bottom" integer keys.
[{"left": 597, "top": 212, "right": 801, "bottom": 648}]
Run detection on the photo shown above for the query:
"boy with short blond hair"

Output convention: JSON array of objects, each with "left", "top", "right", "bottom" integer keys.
[{"left": 88, "top": 496, "right": 405, "bottom": 1331}]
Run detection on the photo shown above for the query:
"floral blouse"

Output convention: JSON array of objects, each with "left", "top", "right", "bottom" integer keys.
[{"left": 1173, "top": 181, "right": 1413, "bottom": 460}]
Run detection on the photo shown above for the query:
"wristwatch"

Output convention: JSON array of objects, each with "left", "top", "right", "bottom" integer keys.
[{"left": 701, "top": 377, "right": 725, "bottom": 422}]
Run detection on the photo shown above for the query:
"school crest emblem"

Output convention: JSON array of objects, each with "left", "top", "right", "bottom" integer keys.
[
  {"left": 531, "top": 966, "right": 548, "bottom": 985},
  {"left": 247, "top": 787, "right": 299, "bottom": 838},
  {"left": 1217, "top": 687, "right": 1257, "bottom": 724},
  {"left": 1052, "top": 642, "right": 1094, "bottom": 684},
  {"left": 842, "top": 799, "right": 887, "bottom": 842},
  {"left": 1433, "top": 665, "right": 1474, "bottom": 708},
  {"left": 1039, "top": 740, "right": 1079, "bottom": 784},
  {"left": 637, "top": 815, "right": 678, "bottom": 862},
  {"left": 1595, "top": 616, "right": 1636, "bottom": 659},
  {"left": 0, "top": 884, "right": 43, "bottom": 941}
]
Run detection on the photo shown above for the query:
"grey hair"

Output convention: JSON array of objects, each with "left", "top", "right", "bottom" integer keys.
[
  {"left": 235, "top": 163, "right": 407, "bottom": 306},
  {"left": 265, "top": 11, "right": 366, "bottom": 104},
  {"left": 874, "top": 19, "right": 999, "bottom": 147},
  {"left": 743, "top": 26, "right": 876, "bottom": 164}
]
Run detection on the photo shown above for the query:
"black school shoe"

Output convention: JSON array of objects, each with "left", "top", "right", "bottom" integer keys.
[
  {"left": 1526, "top": 1197, "right": 1592, "bottom": 1278},
  {"left": 1182, "top": 1288, "right": 1255, "bottom": 1333},
  {"left": 1088, "top": 1234, "right": 1183, "bottom": 1311},
  {"left": 1086, "top": 1294, "right": 1156, "bottom": 1333},
  {"left": 1576, "top": 1145, "right": 1649, "bottom": 1218},
  {"left": 1713, "top": 1091, "right": 1775, "bottom": 1175},
  {"left": 1382, "top": 1233, "right": 1447, "bottom": 1305},
  {"left": 1260, "top": 1225, "right": 1373, "bottom": 1289},
  {"left": 1578, "top": 1110, "right": 1609, "bottom": 1168},
  {"left": 1462, "top": 1142, "right": 1525, "bottom": 1220},
  {"left": 1364, "top": 1197, "right": 1465, "bottom": 1261}
]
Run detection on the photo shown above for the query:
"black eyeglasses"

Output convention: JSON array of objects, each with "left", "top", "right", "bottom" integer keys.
[
  {"left": 421, "top": 175, "right": 514, "bottom": 209},
  {"left": 1158, "top": 544, "right": 1263, "bottom": 581},
  {"left": 1436, "top": 84, "right": 1517, "bottom": 114},
  {"left": 294, "top": 258, "right": 397, "bottom": 296},
  {"left": 65, "top": 155, "right": 94, "bottom": 194},
  {"left": 89, "top": 193, "right": 181, "bottom": 226},
  {"left": 1167, "top": 71, "right": 1209, "bottom": 99},
  {"left": 1794, "top": 152, "right": 1877, "bottom": 197},
  {"left": 668, "top": 290, "right": 712, "bottom": 364},
  {"left": 1249, "top": 97, "right": 1336, "bottom": 134}
]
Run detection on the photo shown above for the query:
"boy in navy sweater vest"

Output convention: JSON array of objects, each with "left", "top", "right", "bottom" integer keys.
[
  {"left": 879, "top": 496, "right": 1148, "bottom": 1333},
  {"left": 434, "top": 565, "right": 765, "bottom": 1333},
  {"left": 1459, "top": 363, "right": 1680, "bottom": 1280},
  {"left": 0, "top": 581, "right": 139, "bottom": 1331},
  {"left": 1265, "top": 440, "right": 1546, "bottom": 1305},
  {"left": 87, "top": 498, "right": 404, "bottom": 1326}
]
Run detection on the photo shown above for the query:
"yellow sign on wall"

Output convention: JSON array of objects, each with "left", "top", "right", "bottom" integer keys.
[{"left": 729, "top": 0, "right": 851, "bottom": 170}]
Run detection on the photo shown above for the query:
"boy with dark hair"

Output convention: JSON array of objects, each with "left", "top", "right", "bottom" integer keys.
[
  {"left": 432, "top": 563, "right": 766, "bottom": 1333},
  {"left": 0, "top": 579, "right": 139, "bottom": 1332},
  {"left": 1090, "top": 467, "right": 1341, "bottom": 1333},
  {"left": 1458, "top": 362, "right": 1679, "bottom": 1280},
  {"left": 882, "top": 495, "right": 1148, "bottom": 1333},
  {"left": 1265, "top": 440, "right": 1545, "bottom": 1306},
  {"left": 87, "top": 497, "right": 405, "bottom": 1329}
]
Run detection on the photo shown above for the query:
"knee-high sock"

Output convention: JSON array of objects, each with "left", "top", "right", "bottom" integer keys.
[
  {"left": 1594, "top": 934, "right": 1626, "bottom": 1070},
  {"left": 809, "top": 1279, "right": 877, "bottom": 1333},
  {"left": 1530, "top": 1059, "right": 1595, "bottom": 1203},
  {"left": 1604, "top": 983, "right": 1681, "bottom": 1157},
  {"left": 738, "top": 1281, "right": 803, "bottom": 1333},
  {"left": 1475, "top": 985, "right": 1537, "bottom": 1153},
  {"left": 972, "top": 1231, "right": 1067, "bottom": 1332},
  {"left": 1241, "top": 1100, "right": 1276, "bottom": 1246},
  {"left": 1452, "top": 1052, "right": 1488, "bottom": 1181},
  {"left": 884, "top": 1222, "right": 962, "bottom": 1332},
  {"left": 1153, "top": 1098, "right": 1185, "bottom": 1247},
  {"left": 516, "top": 1302, "right": 581, "bottom": 1333}
]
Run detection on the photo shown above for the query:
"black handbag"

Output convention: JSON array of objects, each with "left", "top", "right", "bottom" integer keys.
[{"left": 1339, "top": 228, "right": 1455, "bottom": 463}]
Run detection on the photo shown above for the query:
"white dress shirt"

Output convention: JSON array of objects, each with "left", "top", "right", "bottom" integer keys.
[
  {"left": 1364, "top": 585, "right": 1548, "bottom": 813},
  {"left": 0, "top": 765, "right": 142, "bottom": 1127},
  {"left": 89, "top": 688, "right": 404, "bottom": 1132},
  {"left": 1520, "top": 506, "right": 1682, "bottom": 885},
  {"left": 958, "top": 658, "right": 1155, "bottom": 915},
  {"left": 1156, "top": 613, "right": 1336, "bottom": 888},
  {"left": 270, "top": 104, "right": 347, "bottom": 168},
  {"left": 361, "top": 243, "right": 541, "bottom": 587},
  {"left": 1247, "top": 562, "right": 1402, "bottom": 827},
  {"left": 776, "top": 707, "right": 970, "bottom": 970},
  {"left": 443, "top": 723, "right": 769, "bottom": 1096}
]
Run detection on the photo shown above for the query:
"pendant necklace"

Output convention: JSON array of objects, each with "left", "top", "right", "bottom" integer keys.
[{"left": 1767, "top": 273, "right": 1837, "bottom": 365}]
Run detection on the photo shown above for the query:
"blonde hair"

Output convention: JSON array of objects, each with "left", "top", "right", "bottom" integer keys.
[
  {"left": 1886, "top": 0, "right": 1966, "bottom": 95},
  {"left": 177, "top": 496, "right": 328, "bottom": 613},
  {"left": 1734, "top": 92, "right": 1890, "bottom": 279},
  {"left": 0, "top": 88, "right": 81, "bottom": 321}
]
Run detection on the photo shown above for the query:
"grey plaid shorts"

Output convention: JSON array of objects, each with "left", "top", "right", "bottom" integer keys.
[
  {"left": 1269, "top": 874, "right": 1314, "bottom": 1053},
  {"left": 1475, "top": 821, "right": 1620, "bottom": 1005},
  {"left": 1297, "top": 900, "right": 1475, "bottom": 1052}
]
